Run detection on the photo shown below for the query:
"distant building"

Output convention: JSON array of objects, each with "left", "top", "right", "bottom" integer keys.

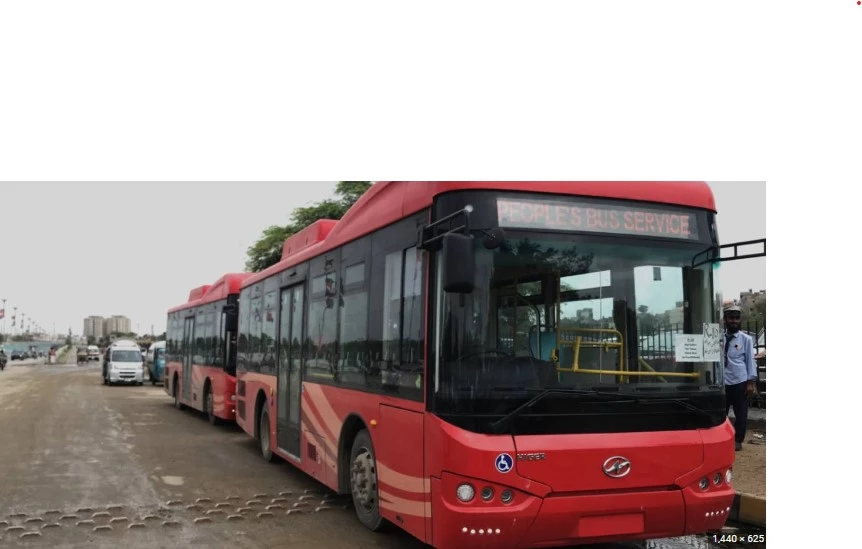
[
  {"left": 83, "top": 316, "right": 104, "bottom": 339},
  {"left": 739, "top": 289, "right": 765, "bottom": 317},
  {"left": 576, "top": 308, "right": 594, "bottom": 321},
  {"left": 720, "top": 290, "right": 765, "bottom": 321},
  {"left": 83, "top": 315, "right": 133, "bottom": 339},
  {"left": 666, "top": 302, "right": 684, "bottom": 327},
  {"left": 104, "top": 315, "right": 132, "bottom": 335}
]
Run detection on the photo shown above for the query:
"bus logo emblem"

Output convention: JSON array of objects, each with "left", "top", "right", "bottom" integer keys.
[
  {"left": 602, "top": 456, "right": 632, "bottom": 478},
  {"left": 495, "top": 453, "right": 513, "bottom": 473}
]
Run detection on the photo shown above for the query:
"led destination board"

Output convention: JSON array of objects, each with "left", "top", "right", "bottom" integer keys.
[{"left": 497, "top": 197, "right": 700, "bottom": 240}]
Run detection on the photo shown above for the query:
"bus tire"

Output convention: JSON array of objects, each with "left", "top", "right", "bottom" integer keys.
[
  {"left": 205, "top": 383, "right": 219, "bottom": 426},
  {"left": 259, "top": 407, "right": 274, "bottom": 462},
  {"left": 350, "top": 429, "right": 386, "bottom": 532},
  {"left": 173, "top": 376, "right": 183, "bottom": 410}
]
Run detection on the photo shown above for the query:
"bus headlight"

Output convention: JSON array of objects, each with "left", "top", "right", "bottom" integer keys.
[
  {"left": 725, "top": 469, "right": 732, "bottom": 484},
  {"left": 456, "top": 484, "right": 475, "bottom": 502}
]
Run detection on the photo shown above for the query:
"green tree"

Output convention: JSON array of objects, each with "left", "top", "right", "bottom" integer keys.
[
  {"left": 245, "top": 182, "right": 373, "bottom": 272},
  {"left": 244, "top": 225, "right": 295, "bottom": 274}
]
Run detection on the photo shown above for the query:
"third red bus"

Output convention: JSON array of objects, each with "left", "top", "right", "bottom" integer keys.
[{"left": 165, "top": 273, "right": 250, "bottom": 425}]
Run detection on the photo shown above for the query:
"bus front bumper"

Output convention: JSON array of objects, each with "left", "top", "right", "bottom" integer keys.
[{"left": 430, "top": 473, "right": 735, "bottom": 549}]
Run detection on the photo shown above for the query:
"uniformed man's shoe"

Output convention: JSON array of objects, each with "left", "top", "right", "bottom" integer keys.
[{"left": 735, "top": 442, "right": 743, "bottom": 451}]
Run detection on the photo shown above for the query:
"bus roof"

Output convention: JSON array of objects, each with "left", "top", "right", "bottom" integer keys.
[
  {"left": 243, "top": 181, "right": 715, "bottom": 288},
  {"left": 168, "top": 273, "right": 251, "bottom": 314},
  {"left": 187, "top": 285, "right": 211, "bottom": 301}
]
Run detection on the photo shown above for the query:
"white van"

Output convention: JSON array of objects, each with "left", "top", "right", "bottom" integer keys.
[
  {"left": 87, "top": 345, "right": 101, "bottom": 361},
  {"left": 102, "top": 340, "right": 144, "bottom": 385}
]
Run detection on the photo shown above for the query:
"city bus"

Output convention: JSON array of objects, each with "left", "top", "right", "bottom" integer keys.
[
  {"left": 164, "top": 273, "right": 250, "bottom": 425},
  {"left": 235, "top": 182, "right": 738, "bottom": 549}
]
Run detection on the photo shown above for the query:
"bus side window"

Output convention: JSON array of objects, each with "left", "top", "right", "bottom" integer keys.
[{"left": 380, "top": 246, "right": 424, "bottom": 400}]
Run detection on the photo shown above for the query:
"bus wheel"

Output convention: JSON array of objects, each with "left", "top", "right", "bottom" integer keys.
[
  {"left": 205, "top": 387, "right": 219, "bottom": 426},
  {"left": 350, "top": 429, "right": 386, "bottom": 531},
  {"left": 173, "top": 378, "right": 183, "bottom": 410},
  {"left": 259, "top": 407, "right": 274, "bottom": 462}
]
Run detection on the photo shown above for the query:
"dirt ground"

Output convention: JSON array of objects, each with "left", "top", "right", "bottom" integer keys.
[
  {"left": 729, "top": 422, "right": 766, "bottom": 499},
  {"left": 0, "top": 356, "right": 759, "bottom": 549}
]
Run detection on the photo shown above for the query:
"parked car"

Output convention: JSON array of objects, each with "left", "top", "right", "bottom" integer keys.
[{"left": 11, "top": 350, "right": 24, "bottom": 360}]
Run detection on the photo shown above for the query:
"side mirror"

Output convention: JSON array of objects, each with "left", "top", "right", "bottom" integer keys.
[{"left": 442, "top": 233, "right": 475, "bottom": 293}]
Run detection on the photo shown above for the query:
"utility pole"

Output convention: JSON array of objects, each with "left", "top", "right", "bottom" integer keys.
[{"left": 1, "top": 298, "right": 6, "bottom": 336}]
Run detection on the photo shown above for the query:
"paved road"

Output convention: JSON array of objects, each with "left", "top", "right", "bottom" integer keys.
[{"left": 0, "top": 354, "right": 755, "bottom": 549}]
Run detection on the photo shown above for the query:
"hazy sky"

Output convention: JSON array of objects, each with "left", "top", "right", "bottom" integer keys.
[{"left": 0, "top": 182, "right": 764, "bottom": 338}]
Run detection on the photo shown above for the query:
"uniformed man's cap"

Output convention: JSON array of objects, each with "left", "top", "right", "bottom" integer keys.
[{"left": 723, "top": 305, "right": 742, "bottom": 314}]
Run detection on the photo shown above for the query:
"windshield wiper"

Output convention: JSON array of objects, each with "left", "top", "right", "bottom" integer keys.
[
  {"left": 635, "top": 396, "right": 716, "bottom": 422},
  {"left": 489, "top": 388, "right": 634, "bottom": 432}
]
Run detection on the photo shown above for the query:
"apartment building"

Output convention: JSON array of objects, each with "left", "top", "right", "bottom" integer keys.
[
  {"left": 83, "top": 316, "right": 105, "bottom": 339},
  {"left": 82, "top": 315, "right": 132, "bottom": 339}
]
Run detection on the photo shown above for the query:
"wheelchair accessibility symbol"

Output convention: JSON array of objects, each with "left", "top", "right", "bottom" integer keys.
[{"left": 495, "top": 453, "right": 514, "bottom": 473}]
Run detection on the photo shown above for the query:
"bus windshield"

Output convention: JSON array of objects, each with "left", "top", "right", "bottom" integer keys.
[{"left": 433, "top": 230, "right": 723, "bottom": 429}]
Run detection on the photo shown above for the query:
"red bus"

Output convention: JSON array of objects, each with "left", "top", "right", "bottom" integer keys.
[
  {"left": 235, "top": 182, "right": 738, "bottom": 548},
  {"left": 165, "top": 273, "right": 251, "bottom": 425}
]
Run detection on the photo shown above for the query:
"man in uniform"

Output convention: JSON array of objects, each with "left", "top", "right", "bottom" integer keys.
[{"left": 722, "top": 304, "right": 757, "bottom": 451}]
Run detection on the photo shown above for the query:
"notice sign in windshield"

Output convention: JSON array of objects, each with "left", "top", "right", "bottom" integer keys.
[{"left": 496, "top": 197, "right": 699, "bottom": 240}]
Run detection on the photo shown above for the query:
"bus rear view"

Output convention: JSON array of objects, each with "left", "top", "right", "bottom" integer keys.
[{"left": 424, "top": 185, "right": 733, "bottom": 548}]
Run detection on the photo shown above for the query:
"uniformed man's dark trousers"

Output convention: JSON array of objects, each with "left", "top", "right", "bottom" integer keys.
[{"left": 725, "top": 382, "right": 749, "bottom": 444}]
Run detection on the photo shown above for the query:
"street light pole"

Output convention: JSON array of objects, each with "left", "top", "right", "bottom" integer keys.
[{"left": 2, "top": 298, "right": 6, "bottom": 337}]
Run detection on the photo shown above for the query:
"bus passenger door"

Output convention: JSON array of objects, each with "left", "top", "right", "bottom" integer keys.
[
  {"left": 182, "top": 317, "right": 195, "bottom": 402},
  {"left": 277, "top": 285, "right": 304, "bottom": 459}
]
